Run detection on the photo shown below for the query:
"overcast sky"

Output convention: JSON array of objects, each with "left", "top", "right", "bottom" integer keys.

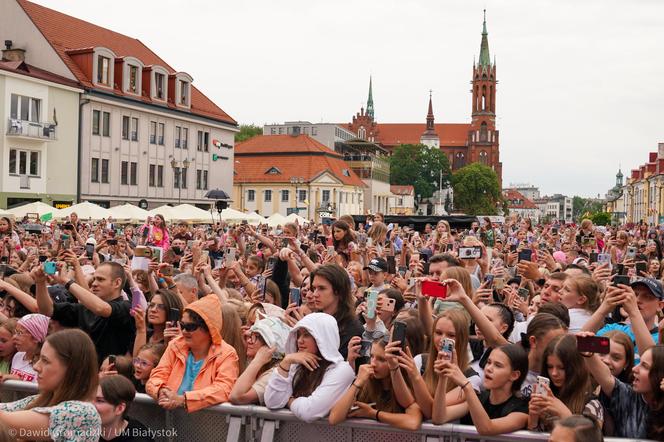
[{"left": 37, "top": 0, "right": 664, "bottom": 198}]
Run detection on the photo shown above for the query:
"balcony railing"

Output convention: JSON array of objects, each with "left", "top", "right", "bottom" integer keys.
[{"left": 7, "top": 118, "right": 56, "bottom": 141}]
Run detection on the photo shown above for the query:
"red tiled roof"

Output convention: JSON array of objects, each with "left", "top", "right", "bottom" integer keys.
[
  {"left": 503, "top": 189, "right": 537, "bottom": 209},
  {"left": 390, "top": 185, "right": 414, "bottom": 195},
  {"left": 0, "top": 60, "right": 81, "bottom": 89},
  {"left": 376, "top": 123, "right": 470, "bottom": 147},
  {"left": 18, "top": 0, "right": 236, "bottom": 125},
  {"left": 235, "top": 135, "right": 365, "bottom": 187}
]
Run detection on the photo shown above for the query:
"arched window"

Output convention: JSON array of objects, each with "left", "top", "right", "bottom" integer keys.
[
  {"left": 480, "top": 122, "right": 488, "bottom": 142},
  {"left": 489, "top": 85, "right": 494, "bottom": 112},
  {"left": 479, "top": 151, "right": 488, "bottom": 165},
  {"left": 453, "top": 152, "right": 466, "bottom": 169},
  {"left": 358, "top": 126, "right": 366, "bottom": 140},
  {"left": 481, "top": 86, "right": 487, "bottom": 110}
]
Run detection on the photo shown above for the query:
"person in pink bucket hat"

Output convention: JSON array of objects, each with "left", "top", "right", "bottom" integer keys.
[{"left": 1, "top": 314, "right": 50, "bottom": 383}]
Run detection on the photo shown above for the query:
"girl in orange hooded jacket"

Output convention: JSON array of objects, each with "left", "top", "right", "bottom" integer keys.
[{"left": 146, "top": 295, "right": 239, "bottom": 412}]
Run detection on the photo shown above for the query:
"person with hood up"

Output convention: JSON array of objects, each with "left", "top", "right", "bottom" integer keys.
[
  {"left": 264, "top": 312, "right": 355, "bottom": 422},
  {"left": 146, "top": 295, "right": 239, "bottom": 412}
]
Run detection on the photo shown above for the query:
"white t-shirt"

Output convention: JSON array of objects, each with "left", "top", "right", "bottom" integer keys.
[
  {"left": 520, "top": 370, "right": 539, "bottom": 399},
  {"left": 10, "top": 352, "right": 38, "bottom": 383},
  {"left": 568, "top": 308, "right": 592, "bottom": 333}
]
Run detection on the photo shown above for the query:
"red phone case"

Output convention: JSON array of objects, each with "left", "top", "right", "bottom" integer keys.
[{"left": 421, "top": 280, "right": 447, "bottom": 299}]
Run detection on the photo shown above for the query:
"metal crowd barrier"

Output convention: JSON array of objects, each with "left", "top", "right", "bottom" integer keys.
[{"left": 0, "top": 380, "right": 651, "bottom": 442}]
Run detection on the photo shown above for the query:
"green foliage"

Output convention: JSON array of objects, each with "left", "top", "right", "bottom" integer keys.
[
  {"left": 389, "top": 144, "right": 451, "bottom": 199},
  {"left": 589, "top": 212, "right": 612, "bottom": 226},
  {"left": 451, "top": 163, "right": 502, "bottom": 215},
  {"left": 235, "top": 124, "right": 263, "bottom": 143},
  {"left": 573, "top": 196, "right": 604, "bottom": 221}
]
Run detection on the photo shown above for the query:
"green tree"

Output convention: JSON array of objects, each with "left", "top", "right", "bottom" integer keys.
[
  {"left": 389, "top": 144, "right": 451, "bottom": 199},
  {"left": 573, "top": 196, "right": 604, "bottom": 221},
  {"left": 589, "top": 212, "right": 612, "bottom": 226},
  {"left": 235, "top": 124, "right": 263, "bottom": 143},
  {"left": 452, "top": 163, "right": 502, "bottom": 215}
]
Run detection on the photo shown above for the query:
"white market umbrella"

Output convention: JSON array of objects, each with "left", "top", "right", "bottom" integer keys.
[
  {"left": 286, "top": 213, "right": 308, "bottom": 224},
  {"left": 245, "top": 211, "right": 265, "bottom": 226},
  {"left": 148, "top": 205, "right": 180, "bottom": 222},
  {"left": 6, "top": 201, "right": 61, "bottom": 219},
  {"left": 170, "top": 204, "right": 214, "bottom": 223},
  {"left": 56, "top": 201, "right": 111, "bottom": 221},
  {"left": 108, "top": 204, "right": 151, "bottom": 224},
  {"left": 266, "top": 212, "right": 289, "bottom": 227},
  {"left": 219, "top": 208, "right": 249, "bottom": 224}
]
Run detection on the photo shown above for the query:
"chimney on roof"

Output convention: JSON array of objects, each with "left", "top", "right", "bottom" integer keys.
[
  {"left": 291, "top": 126, "right": 301, "bottom": 137},
  {"left": 2, "top": 40, "right": 25, "bottom": 62},
  {"left": 658, "top": 143, "right": 664, "bottom": 160}
]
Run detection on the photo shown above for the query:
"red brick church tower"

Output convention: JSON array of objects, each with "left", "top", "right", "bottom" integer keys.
[{"left": 468, "top": 10, "right": 502, "bottom": 184}]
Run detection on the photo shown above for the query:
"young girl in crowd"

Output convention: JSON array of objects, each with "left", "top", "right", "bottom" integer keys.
[
  {"left": 230, "top": 316, "right": 290, "bottom": 405},
  {"left": 559, "top": 275, "right": 600, "bottom": 333},
  {"left": 148, "top": 214, "right": 170, "bottom": 250},
  {"left": 585, "top": 336, "right": 664, "bottom": 440},
  {"left": 6, "top": 313, "right": 49, "bottom": 383},
  {"left": 0, "top": 329, "right": 101, "bottom": 441},
  {"left": 95, "top": 375, "right": 153, "bottom": 442},
  {"left": 527, "top": 334, "right": 604, "bottom": 431},
  {"left": 133, "top": 289, "right": 183, "bottom": 357},
  {"left": 331, "top": 220, "right": 357, "bottom": 259},
  {"left": 549, "top": 415, "right": 604, "bottom": 442},
  {"left": 132, "top": 343, "right": 165, "bottom": 394},
  {"left": 601, "top": 330, "right": 634, "bottom": 384},
  {"left": 0, "top": 318, "right": 17, "bottom": 374},
  {"left": 431, "top": 344, "right": 529, "bottom": 435},
  {"left": 264, "top": 313, "right": 355, "bottom": 422},
  {"left": 329, "top": 338, "right": 422, "bottom": 430}
]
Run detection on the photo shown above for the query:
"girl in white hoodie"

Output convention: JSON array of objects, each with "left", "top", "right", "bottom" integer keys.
[{"left": 264, "top": 313, "right": 355, "bottom": 422}]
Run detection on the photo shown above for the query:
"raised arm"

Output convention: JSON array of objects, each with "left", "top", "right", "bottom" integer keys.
[{"left": 31, "top": 267, "right": 53, "bottom": 317}]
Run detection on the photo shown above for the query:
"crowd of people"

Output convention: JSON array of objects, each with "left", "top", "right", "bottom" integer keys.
[{"left": 0, "top": 211, "right": 662, "bottom": 441}]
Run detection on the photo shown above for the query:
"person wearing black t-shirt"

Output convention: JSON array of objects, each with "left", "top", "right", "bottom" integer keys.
[
  {"left": 34, "top": 259, "right": 135, "bottom": 363},
  {"left": 432, "top": 343, "right": 529, "bottom": 435},
  {"left": 95, "top": 375, "right": 154, "bottom": 442}
]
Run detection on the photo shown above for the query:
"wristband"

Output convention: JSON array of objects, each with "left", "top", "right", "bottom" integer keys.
[
  {"left": 352, "top": 382, "right": 361, "bottom": 389},
  {"left": 64, "top": 279, "right": 76, "bottom": 291},
  {"left": 278, "top": 362, "right": 289, "bottom": 372},
  {"left": 461, "top": 381, "right": 471, "bottom": 390},
  {"left": 375, "top": 410, "right": 381, "bottom": 421}
]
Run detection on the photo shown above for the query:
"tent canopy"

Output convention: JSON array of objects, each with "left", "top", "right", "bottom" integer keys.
[
  {"left": 56, "top": 201, "right": 111, "bottom": 221},
  {"left": 219, "top": 208, "right": 248, "bottom": 223},
  {"left": 169, "top": 204, "right": 214, "bottom": 223},
  {"left": 6, "top": 202, "right": 61, "bottom": 219},
  {"left": 245, "top": 211, "right": 265, "bottom": 226},
  {"left": 107, "top": 204, "right": 151, "bottom": 224},
  {"left": 286, "top": 213, "right": 308, "bottom": 224},
  {"left": 148, "top": 205, "right": 179, "bottom": 222},
  {"left": 266, "top": 212, "right": 289, "bottom": 227}
]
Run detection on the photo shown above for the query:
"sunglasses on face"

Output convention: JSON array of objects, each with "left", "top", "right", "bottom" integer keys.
[{"left": 178, "top": 321, "right": 203, "bottom": 332}]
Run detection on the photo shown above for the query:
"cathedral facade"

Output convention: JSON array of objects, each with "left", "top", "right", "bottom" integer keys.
[{"left": 347, "top": 12, "right": 502, "bottom": 185}]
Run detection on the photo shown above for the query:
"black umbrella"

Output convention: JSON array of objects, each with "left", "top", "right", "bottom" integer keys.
[{"left": 204, "top": 189, "right": 232, "bottom": 200}]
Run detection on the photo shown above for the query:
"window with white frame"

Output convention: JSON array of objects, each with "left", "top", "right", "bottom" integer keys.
[
  {"left": 247, "top": 190, "right": 255, "bottom": 202},
  {"left": 179, "top": 81, "right": 189, "bottom": 105},
  {"left": 158, "top": 123, "right": 165, "bottom": 145},
  {"left": 175, "top": 126, "right": 181, "bottom": 148},
  {"left": 10, "top": 94, "right": 40, "bottom": 122},
  {"left": 182, "top": 128, "right": 188, "bottom": 149},
  {"left": 128, "top": 65, "right": 139, "bottom": 94},
  {"left": 281, "top": 190, "right": 289, "bottom": 202},
  {"left": 9, "top": 149, "right": 39, "bottom": 176},
  {"left": 97, "top": 55, "right": 110, "bottom": 85},
  {"left": 298, "top": 190, "right": 306, "bottom": 202},
  {"left": 264, "top": 190, "right": 272, "bottom": 202},
  {"left": 322, "top": 190, "right": 330, "bottom": 202},
  {"left": 150, "top": 121, "right": 157, "bottom": 144},
  {"left": 122, "top": 116, "right": 129, "bottom": 140},
  {"left": 131, "top": 118, "right": 138, "bottom": 141},
  {"left": 154, "top": 71, "right": 166, "bottom": 101}
]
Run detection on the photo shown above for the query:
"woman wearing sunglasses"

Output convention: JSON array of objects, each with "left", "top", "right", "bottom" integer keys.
[{"left": 146, "top": 295, "right": 240, "bottom": 412}]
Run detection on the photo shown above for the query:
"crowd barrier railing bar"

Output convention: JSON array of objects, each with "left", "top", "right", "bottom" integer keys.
[{"left": 0, "top": 380, "right": 654, "bottom": 442}]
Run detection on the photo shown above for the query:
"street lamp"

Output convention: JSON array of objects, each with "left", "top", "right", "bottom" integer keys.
[
  {"left": 290, "top": 176, "right": 304, "bottom": 214},
  {"left": 170, "top": 158, "right": 190, "bottom": 204}
]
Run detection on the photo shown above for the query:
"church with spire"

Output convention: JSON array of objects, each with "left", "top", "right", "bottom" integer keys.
[{"left": 347, "top": 11, "right": 502, "bottom": 184}]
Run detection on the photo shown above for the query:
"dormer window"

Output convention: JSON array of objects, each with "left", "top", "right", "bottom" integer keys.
[
  {"left": 155, "top": 73, "right": 165, "bottom": 99},
  {"left": 92, "top": 47, "right": 116, "bottom": 88},
  {"left": 173, "top": 72, "right": 193, "bottom": 108},
  {"left": 123, "top": 57, "right": 144, "bottom": 95},
  {"left": 266, "top": 167, "right": 281, "bottom": 175},
  {"left": 179, "top": 81, "right": 189, "bottom": 105},
  {"left": 97, "top": 56, "right": 110, "bottom": 85}
]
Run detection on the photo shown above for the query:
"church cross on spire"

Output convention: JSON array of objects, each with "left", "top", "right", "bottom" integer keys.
[
  {"left": 366, "top": 76, "right": 375, "bottom": 120},
  {"left": 478, "top": 9, "right": 491, "bottom": 70},
  {"left": 425, "top": 90, "right": 435, "bottom": 132}
]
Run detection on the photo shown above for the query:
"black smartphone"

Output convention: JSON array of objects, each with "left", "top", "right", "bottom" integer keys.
[
  {"left": 589, "top": 252, "right": 598, "bottom": 263},
  {"left": 518, "top": 249, "right": 532, "bottom": 262},
  {"left": 38, "top": 255, "right": 48, "bottom": 263},
  {"left": 484, "top": 274, "right": 495, "bottom": 286},
  {"left": 290, "top": 287, "right": 301, "bottom": 306},
  {"left": 422, "top": 262, "right": 430, "bottom": 275},
  {"left": 391, "top": 321, "right": 407, "bottom": 350},
  {"left": 636, "top": 262, "right": 647, "bottom": 276},
  {"left": 281, "top": 238, "right": 289, "bottom": 248},
  {"left": 510, "top": 244, "right": 518, "bottom": 252},
  {"left": 142, "top": 227, "right": 149, "bottom": 238},
  {"left": 167, "top": 308, "right": 182, "bottom": 325},
  {"left": 398, "top": 266, "right": 407, "bottom": 278},
  {"left": 267, "top": 257, "right": 278, "bottom": 272},
  {"left": 613, "top": 275, "right": 630, "bottom": 286},
  {"left": 386, "top": 255, "right": 396, "bottom": 274},
  {"left": 85, "top": 244, "right": 95, "bottom": 259},
  {"left": 107, "top": 239, "right": 118, "bottom": 245},
  {"left": 108, "top": 355, "right": 116, "bottom": 365},
  {"left": 616, "top": 263, "right": 625, "bottom": 275}
]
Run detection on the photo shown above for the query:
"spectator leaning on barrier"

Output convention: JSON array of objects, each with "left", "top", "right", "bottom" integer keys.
[
  {"left": 0, "top": 329, "right": 101, "bottom": 442},
  {"left": 146, "top": 294, "right": 239, "bottom": 412},
  {"left": 264, "top": 312, "right": 355, "bottom": 423}
]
